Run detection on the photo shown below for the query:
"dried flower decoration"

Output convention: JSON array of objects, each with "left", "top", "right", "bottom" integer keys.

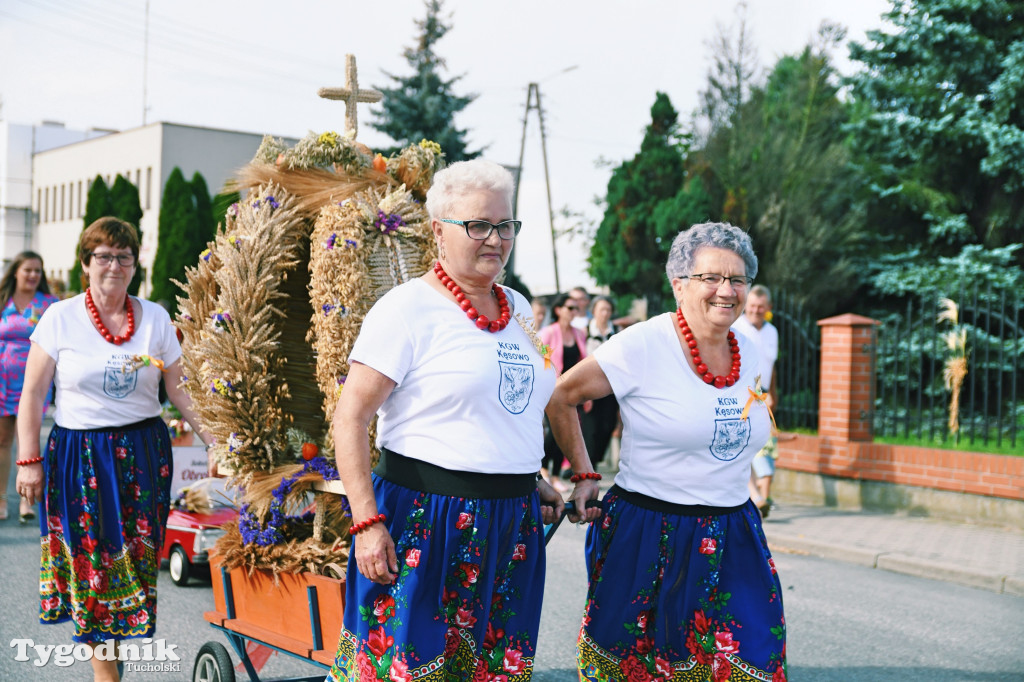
[
  {"left": 318, "top": 130, "right": 340, "bottom": 147},
  {"left": 418, "top": 139, "right": 442, "bottom": 156},
  {"left": 513, "top": 312, "right": 552, "bottom": 370},
  {"left": 210, "top": 309, "right": 232, "bottom": 331},
  {"left": 938, "top": 297, "right": 968, "bottom": 436},
  {"left": 122, "top": 354, "right": 166, "bottom": 374},
  {"left": 211, "top": 378, "right": 233, "bottom": 396},
  {"left": 375, "top": 210, "right": 406, "bottom": 235}
]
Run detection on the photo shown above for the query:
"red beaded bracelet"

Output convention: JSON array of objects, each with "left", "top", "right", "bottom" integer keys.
[
  {"left": 16, "top": 457, "right": 43, "bottom": 466},
  {"left": 349, "top": 513, "right": 387, "bottom": 536},
  {"left": 569, "top": 472, "right": 602, "bottom": 483}
]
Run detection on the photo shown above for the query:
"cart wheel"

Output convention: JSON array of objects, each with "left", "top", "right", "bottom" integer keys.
[
  {"left": 169, "top": 546, "right": 191, "bottom": 586},
  {"left": 193, "top": 641, "right": 235, "bottom": 682}
]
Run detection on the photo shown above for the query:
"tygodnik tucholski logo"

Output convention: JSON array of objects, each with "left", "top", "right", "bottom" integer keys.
[{"left": 10, "top": 637, "right": 181, "bottom": 672}]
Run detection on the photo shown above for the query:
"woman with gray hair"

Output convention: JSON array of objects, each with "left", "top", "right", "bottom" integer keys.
[
  {"left": 547, "top": 222, "right": 786, "bottom": 681},
  {"left": 326, "top": 159, "right": 598, "bottom": 681}
]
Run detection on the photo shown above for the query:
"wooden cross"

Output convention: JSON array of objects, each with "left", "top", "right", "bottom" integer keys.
[{"left": 318, "top": 54, "right": 383, "bottom": 138}]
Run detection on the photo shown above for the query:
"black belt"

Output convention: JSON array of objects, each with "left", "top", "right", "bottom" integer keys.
[
  {"left": 55, "top": 416, "right": 165, "bottom": 433},
  {"left": 375, "top": 448, "right": 537, "bottom": 499},
  {"left": 608, "top": 484, "right": 746, "bottom": 516}
]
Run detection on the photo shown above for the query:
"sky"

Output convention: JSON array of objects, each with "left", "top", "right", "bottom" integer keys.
[{"left": 0, "top": 0, "right": 892, "bottom": 296}]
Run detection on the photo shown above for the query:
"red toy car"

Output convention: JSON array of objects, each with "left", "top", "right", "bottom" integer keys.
[{"left": 160, "top": 478, "right": 237, "bottom": 586}]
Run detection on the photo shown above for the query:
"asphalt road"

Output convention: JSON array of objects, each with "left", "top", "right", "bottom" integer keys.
[{"left": 3, "top": 464, "right": 1023, "bottom": 680}]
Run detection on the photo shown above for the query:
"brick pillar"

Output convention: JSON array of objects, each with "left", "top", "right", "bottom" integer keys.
[{"left": 817, "top": 313, "right": 879, "bottom": 442}]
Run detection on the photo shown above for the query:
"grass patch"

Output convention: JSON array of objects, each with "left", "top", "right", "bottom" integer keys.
[
  {"left": 872, "top": 433, "right": 1024, "bottom": 456},
  {"left": 780, "top": 427, "right": 1022, "bottom": 456}
]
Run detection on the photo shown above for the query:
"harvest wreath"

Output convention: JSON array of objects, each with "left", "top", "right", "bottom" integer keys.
[{"left": 175, "top": 121, "right": 442, "bottom": 579}]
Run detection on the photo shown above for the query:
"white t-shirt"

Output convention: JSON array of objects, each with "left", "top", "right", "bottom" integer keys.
[
  {"left": 31, "top": 294, "right": 182, "bottom": 430},
  {"left": 349, "top": 279, "right": 555, "bottom": 474},
  {"left": 593, "top": 312, "right": 772, "bottom": 506},
  {"left": 732, "top": 315, "right": 778, "bottom": 391}
]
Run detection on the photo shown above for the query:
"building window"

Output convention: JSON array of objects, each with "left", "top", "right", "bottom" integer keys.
[
  {"left": 78, "top": 181, "right": 83, "bottom": 217},
  {"left": 146, "top": 167, "right": 152, "bottom": 209},
  {"left": 53, "top": 186, "right": 57, "bottom": 221},
  {"left": 135, "top": 168, "right": 141, "bottom": 190},
  {"left": 61, "top": 184, "right": 66, "bottom": 221},
  {"left": 37, "top": 189, "right": 42, "bottom": 221},
  {"left": 43, "top": 187, "right": 49, "bottom": 223}
]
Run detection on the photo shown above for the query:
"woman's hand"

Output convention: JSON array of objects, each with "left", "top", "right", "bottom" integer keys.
[
  {"left": 536, "top": 477, "right": 565, "bottom": 525},
  {"left": 567, "top": 479, "right": 602, "bottom": 524},
  {"left": 354, "top": 524, "right": 398, "bottom": 585},
  {"left": 16, "top": 462, "right": 44, "bottom": 506}
]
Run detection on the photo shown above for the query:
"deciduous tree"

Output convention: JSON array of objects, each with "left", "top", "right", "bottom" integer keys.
[{"left": 846, "top": 0, "right": 1024, "bottom": 266}]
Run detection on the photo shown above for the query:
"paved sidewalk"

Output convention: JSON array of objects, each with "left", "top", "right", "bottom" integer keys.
[
  {"left": 761, "top": 501, "right": 1024, "bottom": 596},
  {"left": 591, "top": 455, "right": 1024, "bottom": 597}
]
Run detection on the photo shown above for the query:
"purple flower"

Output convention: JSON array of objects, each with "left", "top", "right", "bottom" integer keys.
[
  {"left": 374, "top": 210, "right": 406, "bottom": 235},
  {"left": 237, "top": 456, "right": 341, "bottom": 547},
  {"left": 325, "top": 233, "right": 337, "bottom": 250},
  {"left": 266, "top": 196, "right": 280, "bottom": 209},
  {"left": 321, "top": 302, "right": 335, "bottom": 316},
  {"left": 344, "top": 239, "right": 358, "bottom": 248}
]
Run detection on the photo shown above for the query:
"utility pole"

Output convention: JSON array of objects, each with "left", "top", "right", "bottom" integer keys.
[{"left": 514, "top": 82, "right": 561, "bottom": 293}]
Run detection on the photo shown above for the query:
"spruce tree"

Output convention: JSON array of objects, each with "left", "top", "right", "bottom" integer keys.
[
  {"left": 110, "top": 174, "right": 145, "bottom": 295},
  {"left": 150, "top": 167, "right": 196, "bottom": 313},
  {"left": 70, "top": 175, "right": 114, "bottom": 292},
  {"left": 189, "top": 172, "right": 217, "bottom": 256},
  {"left": 211, "top": 190, "right": 241, "bottom": 232},
  {"left": 371, "top": 0, "right": 479, "bottom": 161}
]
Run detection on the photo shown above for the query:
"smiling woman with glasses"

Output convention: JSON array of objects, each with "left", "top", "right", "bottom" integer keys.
[
  {"left": 326, "top": 160, "right": 596, "bottom": 682},
  {"left": 15, "top": 216, "right": 211, "bottom": 679},
  {"left": 545, "top": 222, "right": 786, "bottom": 681}
]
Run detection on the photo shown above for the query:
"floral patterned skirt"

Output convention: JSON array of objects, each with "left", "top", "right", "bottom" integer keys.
[
  {"left": 578, "top": 486, "right": 786, "bottom": 682},
  {"left": 327, "top": 473, "right": 546, "bottom": 681},
  {"left": 36, "top": 417, "right": 172, "bottom": 643}
]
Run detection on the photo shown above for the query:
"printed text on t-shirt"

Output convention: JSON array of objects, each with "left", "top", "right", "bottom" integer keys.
[
  {"left": 496, "top": 342, "right": 531, "bottom": 362},
  {"left": 715, "top": 396, "right": 743, "bottom": 418}
]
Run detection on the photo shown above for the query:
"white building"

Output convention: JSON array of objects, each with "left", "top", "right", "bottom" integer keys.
[
  {"left": 29, "top": 121, "right": 292, "bottom": 292},
  {"left": 0, "top": 120, "right": 112, "bottom": 265}
]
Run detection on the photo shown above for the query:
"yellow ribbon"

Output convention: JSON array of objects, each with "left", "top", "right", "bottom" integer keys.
[{"left": 741, "top": 387, "right": 778, "bottom": 434}]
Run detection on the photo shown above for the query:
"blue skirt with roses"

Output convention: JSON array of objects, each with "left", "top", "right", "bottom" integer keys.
[
  {"left": 578, "top": 486, "right": 787, "bottom": 682},
  {"left": 35, "top": 417, "right": 172, "bottom": 643},
  {"left": 327, "top": 473, "right": 546, "bottom": 681}
]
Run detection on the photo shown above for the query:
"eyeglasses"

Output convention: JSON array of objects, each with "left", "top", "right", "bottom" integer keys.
[
  {"left": 564, "top": 305, "right": 578, "bottom": 311},
  {"left": 687, "top": 273, "right": 753, "bottom": 290},
  {"left": 441, "top": 218, "right": 522, "bottom": 240},
  {"left": 92, "top": 253, "right": 136, "bottom": 267}
]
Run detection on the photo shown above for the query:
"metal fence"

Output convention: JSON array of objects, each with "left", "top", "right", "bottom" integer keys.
[
  {"left": 873, "top": 284, "right": 1023, "bottom": 449},
  {"left": 773, "top": 291, "right": 820, "bottom": 431}
]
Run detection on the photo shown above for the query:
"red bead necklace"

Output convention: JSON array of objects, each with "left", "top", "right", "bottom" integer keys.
[
  {"left": 433, "top": 262, "right": 510, "bottom": 332},
  {"left": 676, "top": 308, "right": 740, "bottom": 388},
  {"left": 85, "top": 288, "right": 135, "bottom": 345}
]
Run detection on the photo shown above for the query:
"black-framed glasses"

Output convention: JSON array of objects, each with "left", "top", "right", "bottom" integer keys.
[
  {"left": 687, "top": 273, "right": 753, "bottom": 289},
  {"left": 441, "top": 218, "right": 522, "bottom": 240},
  {"left": 91, "top": 253, "right": 136, "bottom": 267}
]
